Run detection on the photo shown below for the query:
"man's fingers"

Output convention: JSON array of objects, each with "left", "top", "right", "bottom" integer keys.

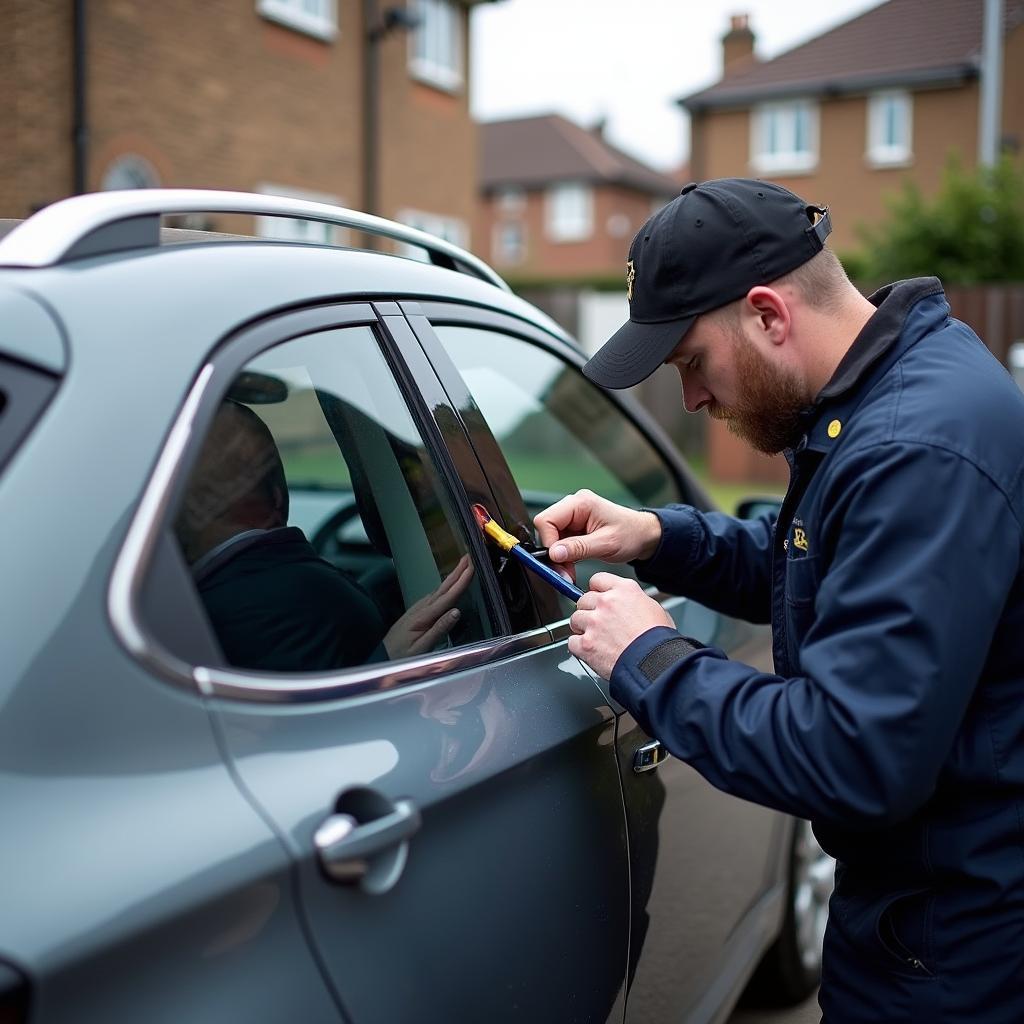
[
  {"left": 588, "top": 571, "right": 632, "bottom": 592},
  {"left": 534, "top": 490, "right": 598, "bottom": 548}
]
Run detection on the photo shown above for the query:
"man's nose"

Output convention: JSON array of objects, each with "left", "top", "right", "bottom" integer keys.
[{"left": 679, "top": 368, "right": 712, "bottom": 414}]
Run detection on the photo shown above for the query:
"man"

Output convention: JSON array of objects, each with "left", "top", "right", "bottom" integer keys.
[
  {"left": 176, "top": 399, "right": 471, "bottom": 671},
  {"left": 536, "top": 179, "right": 1024, "bottom": 1022}
]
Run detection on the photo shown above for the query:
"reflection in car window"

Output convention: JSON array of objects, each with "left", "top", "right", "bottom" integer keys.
[
  {"left": 434, "top": 324, "right": 682, "bottom": 612},
  {"left": 173, "top": 325, "right": 492, "bottom": 674}
]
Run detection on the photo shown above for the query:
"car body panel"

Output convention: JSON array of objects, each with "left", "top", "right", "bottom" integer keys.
[
  {"left": 0, "top": 410, "right": 339, "bottom": 1021},
  {"left": 0, "top": 283, "right": 67, "bottom": 373}
]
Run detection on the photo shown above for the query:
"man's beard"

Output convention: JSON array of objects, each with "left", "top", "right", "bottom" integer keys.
[{"left": 708, "top": 331, "right": 809, "bottom": 454}]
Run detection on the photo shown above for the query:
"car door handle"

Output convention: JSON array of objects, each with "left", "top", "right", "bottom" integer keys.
[
  {"left": 633, "top": 739, "right": 668, "bottom": 774},
  {"left": 314, "top": 798, "right": 421, "bottom": 888}
]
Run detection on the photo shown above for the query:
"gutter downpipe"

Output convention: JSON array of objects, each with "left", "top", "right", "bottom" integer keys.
[
  {"left": 979, "top": 0, "right": 1004, "bottom": 167},
  {"left": 362, "top": 0, "right": 380, "bottom": 247},
  {"left": 72, "top": 0, "right": 88, "bottom": 194}
]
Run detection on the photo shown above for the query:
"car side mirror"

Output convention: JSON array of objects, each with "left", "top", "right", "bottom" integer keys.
[{"left": 735, "top": 495, "right": 783, "bottom": 520}]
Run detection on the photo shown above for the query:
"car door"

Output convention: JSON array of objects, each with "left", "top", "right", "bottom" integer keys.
[
  {"left": 141, "top": 301, "right": 630, "bottom": 1024},
  {"left": 408, "top": 302, "right": 783, "bottom": 1021}
]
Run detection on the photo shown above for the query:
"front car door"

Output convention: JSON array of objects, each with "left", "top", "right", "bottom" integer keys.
[
  {"left": 407, "top": 302, "right": 784, "bottom": 1021},
  {"left": 134, "top": 301, "right": 630, "bottom": 1024}
]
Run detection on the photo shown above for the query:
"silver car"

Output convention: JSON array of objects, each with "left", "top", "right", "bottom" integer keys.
[{"left": 0, "top": 191, "right": 832, "bottom": 1023}]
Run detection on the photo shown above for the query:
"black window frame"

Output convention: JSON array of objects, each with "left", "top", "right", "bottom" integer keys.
[{"left": 400, "top": 299, "right": 711, "bottom": 627}]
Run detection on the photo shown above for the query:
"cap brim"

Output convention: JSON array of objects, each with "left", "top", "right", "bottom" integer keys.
[{"left": 582, "top": 314, "right": 696, "bottom": 389}]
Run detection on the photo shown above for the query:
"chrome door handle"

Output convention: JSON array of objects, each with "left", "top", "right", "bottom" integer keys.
[
  {"left": 314, "top": 798, "right": 421, "bottom": 890},
  {"left": 633, "top": 739, "right": 668, "bottom": 774}
]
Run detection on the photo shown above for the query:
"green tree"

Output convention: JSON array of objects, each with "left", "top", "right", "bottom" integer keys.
[{"left": 855, "top": 156, "right": 1024, "bottom": 285}]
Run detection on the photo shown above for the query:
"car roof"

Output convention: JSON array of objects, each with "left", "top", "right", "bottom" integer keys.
[{"left": 0, "top": 193, "right": 573, "bottom": 368}]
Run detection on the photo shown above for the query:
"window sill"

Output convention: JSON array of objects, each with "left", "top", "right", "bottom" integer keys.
[
  {"left": 546, "top": 232, "right": 593, "bottom": 244},
  {"left": 409, "top": 59, "right": 463, "bottom": 95},
  {"left": 258, "top": 1, "right": 338, "bottom": 41},
  {"left": 866, "top": 151, "right": 914, "bottom": 170},
  {"left": 750, "top": 157, "right": 818, "bottom": 178}
]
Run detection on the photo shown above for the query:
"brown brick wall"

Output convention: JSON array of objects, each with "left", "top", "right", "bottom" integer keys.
[
  {"left": 1, "top": 0, "right": 75, "bottom": 216},
  {"left": 376, "top": 8, "right": 479, "bottom": 247},
  {"left": 3, "top": 0, "right": 482, "bottom": 244}
]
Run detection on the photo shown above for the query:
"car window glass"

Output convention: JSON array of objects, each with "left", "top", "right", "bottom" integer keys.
[
  {"left": 173, "top": 325, "right": 492, "bottom": 674},
  {"left": 433, "top": 324, "right": 682, "bottom": 613}
]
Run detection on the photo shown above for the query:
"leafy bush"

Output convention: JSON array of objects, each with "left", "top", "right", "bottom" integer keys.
[{"left": 854, "top": 156, "right": 1024, "bottom": 285}]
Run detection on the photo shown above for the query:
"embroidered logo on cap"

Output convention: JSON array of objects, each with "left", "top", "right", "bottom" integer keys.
[{"left": 626, "top": 259, "right": 636, "bottom": 302}]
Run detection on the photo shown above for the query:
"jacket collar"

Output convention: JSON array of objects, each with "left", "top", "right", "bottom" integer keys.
[{"left": 796, "top": 277, "right": 947, "bottom": 454}]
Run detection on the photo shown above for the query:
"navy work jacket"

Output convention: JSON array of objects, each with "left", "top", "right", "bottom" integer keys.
[{"left": 611, "top": 279, "right": 1024, "bottom": 1022}]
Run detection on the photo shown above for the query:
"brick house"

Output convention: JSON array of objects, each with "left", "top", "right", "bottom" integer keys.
[
  {"left": 1, "top": 0, "right": 494, "bottom": 246},
  {"left": 478, "top": 114, "right": 679, "bottom": 282},
  {"left": 681, "top": 0, "right": 1024, "bottom": 253}
]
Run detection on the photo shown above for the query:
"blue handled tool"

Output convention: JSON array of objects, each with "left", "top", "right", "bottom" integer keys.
[{"left": 473, "top": 504, "right": 583, "bottom": 602}]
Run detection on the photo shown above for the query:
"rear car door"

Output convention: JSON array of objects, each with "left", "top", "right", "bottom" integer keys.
[
  {"left": 408, "top": 302, "right": 783, "bottom": 1020},
  {"left": 138, "top": 301, "right": 631, "bottom": 1024}
]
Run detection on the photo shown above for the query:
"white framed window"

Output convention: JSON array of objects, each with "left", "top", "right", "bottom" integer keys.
[
  {"left": 545, "top": 183, "right": 593, "bottom": 243},
  {"left": 751, "top": 100, "right": 819, "bottom": 174},
  {"left": 397, "top": 208, "right": 469, "bottom": 260},
  {"left": 257, "top": 183, "right": 349, "bottom": 245},
  {"left": 257, "top": 0, "right": 337, "bottom": 41},
  {"left": 493, "top": 221, "right": 525, "bottom": 266},
  {"left": 408, "top": 0, "right": 463, "bottom": 92},
  {"left": 867, "top": 90, "right": 913, "bottom": 167},
  {"left": 101, "top": 154, "right": 160, "bottom": 190},
  {"left": 496, "top": 186, "right": 526, "bottom": 214}
]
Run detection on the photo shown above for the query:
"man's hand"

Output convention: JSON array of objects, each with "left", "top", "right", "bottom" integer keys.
[
  {"left": 384, "top": 555, "right": 474, "bottom": 659},
  {"left": 568, "top": 572, "right": 674, "bottom": 680},
  {"left": 534, "top": 489, "right": 662, "bottom": 583}
]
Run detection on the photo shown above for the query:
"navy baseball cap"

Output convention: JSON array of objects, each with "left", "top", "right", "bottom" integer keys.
[{"left": 583, "top": 178, "right": 832, "bottom": 389}]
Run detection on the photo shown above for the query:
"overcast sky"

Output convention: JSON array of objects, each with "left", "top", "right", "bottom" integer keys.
[{"left": 471, "top": 0, "right": 887, "bottom": 172}]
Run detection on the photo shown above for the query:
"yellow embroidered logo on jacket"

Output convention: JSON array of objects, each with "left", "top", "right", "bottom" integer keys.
[{"left": 792, "top": 527, "right": 809, "bottom": 552}]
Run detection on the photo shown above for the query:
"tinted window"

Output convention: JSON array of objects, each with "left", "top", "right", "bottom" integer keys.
[
  {"left": 174, "top": 325, "right": 492, "bottom": 674},
  {"left": 434, "top": 324, "right": 682, "bottom": 610},
  {"left": 0, "top": 356, "right": 60, "bottom": 476}
]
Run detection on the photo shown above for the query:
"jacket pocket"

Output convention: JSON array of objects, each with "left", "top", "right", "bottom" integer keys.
[
  {"left": 784, "top": 554, "right": 820, "bottom": 668},
  {"left": 875, "top": 887, "right": 936, "bottom": 978}
]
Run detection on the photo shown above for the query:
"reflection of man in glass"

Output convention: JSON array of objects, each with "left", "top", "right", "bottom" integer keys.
[{"left": 175, "top": 400, "right": 471, "bottom": 672}]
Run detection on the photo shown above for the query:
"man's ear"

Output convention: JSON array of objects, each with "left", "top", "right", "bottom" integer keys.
[{"left": 744, "top": 286, "right": 790, "bottom": 347}]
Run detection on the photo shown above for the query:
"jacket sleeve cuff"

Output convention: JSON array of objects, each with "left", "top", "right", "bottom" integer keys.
[
  {"left": 630, "top": 505, "right": 704, "bottom": 580},
  {"left": 610, "top": 625, "right": 703, "bottom": 717}
]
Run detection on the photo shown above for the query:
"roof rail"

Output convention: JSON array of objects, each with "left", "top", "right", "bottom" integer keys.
[{"left": 0, "top": 189, "right": 510, "bottom": 291}]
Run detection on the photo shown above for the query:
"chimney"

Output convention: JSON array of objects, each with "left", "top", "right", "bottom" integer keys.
[{"left": 721, "top": 13, "right": 755, "bottom": 74}]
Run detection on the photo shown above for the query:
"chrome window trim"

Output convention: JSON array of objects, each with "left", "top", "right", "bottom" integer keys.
[{"left": 194, "top": 627, "right": 552, "bottom": 703}]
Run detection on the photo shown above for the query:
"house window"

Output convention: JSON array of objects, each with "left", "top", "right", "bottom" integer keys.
[
  {"left": 496, "top": 187, "right": 526, "bottom": 214},
  {"left": 867, "top": 91, "right": 912, "bottom": 166},
  {"left": 751, "top": 100, "right": 818, "bottom": 174},
  {"left": 397, "top": 208, "right": 469, "bottom": 260},
  {"left": 493, "top": 222, "right": 525, "bottom": 266},
  {"left": 257, "top": 0, "right": 337, "bottom": 41},
  {"left": 101, "top": 155, "right": 160, "bottom": 190},
  {"left": 546, "top": 183, "right": 593, "bottom": 243},
  {"left": 257, "top": 184, "right": 349, "bottom": 245},
  {"left": 409, "top": 0, "right": 462, "bottom": 92}
]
